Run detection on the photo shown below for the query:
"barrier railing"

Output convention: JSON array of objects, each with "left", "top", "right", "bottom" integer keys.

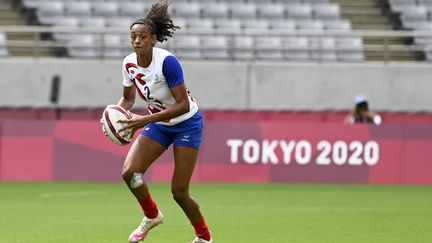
[{"left": 0, "top": 25, "right": 432, "bottom": 61}]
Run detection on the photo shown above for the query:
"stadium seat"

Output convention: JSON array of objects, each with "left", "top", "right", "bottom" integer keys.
[
  {"left": 92, "top": 2, "right": 118, "bottom": 17},
  {"left": 258, "top": 3, "right": 286, "bottom": 19},
  {"left": 65, "top": 2, "right": 92, "bottom": 17},
  {"left": 172, "top": 35, "right": 201, "bottom": 59},
  {"left": 255, "top": 36, "right": 284, "bottom": 60},
  {"left": 201, "top": 35, "right": 230, "bottom": 59},
  {"left": 22, "top": 0, "right": 46, "bottom": 9},
  {"left": 413, "top": 22, "right": 432, "bottom": 44},
  {"left": 423, "top": 45, "right": 432, "bottom": 61},
  {"left": 0, "top": 33, "right": 9, "bottom": 57},
  {"left": 313, "top": 4, "right": 341, "bottom": 20},
  {"left": 286, "top": 3, "right": 313, "bottom": 20},
  {"left": 67, "top": 34, "right": 101, "bottom": 58},
  {"left": 214, "top": 19, "right": 242, "bottom": 31},
  {"left": 186, "top": 18, "right": 214, "bottom": 29},
  {"left": 36, "top": 1, "right": 64, "bottom": 24},
  {"left": 242, "top": 19, "right": 270, "bottom": 30},
  {"left": 309, "top": 37, "right": 337, "bottom": 61},
  {"left": 118, "top": 2, "right": 147, "bottom": 18},
  {"left": 296, "top": 19, "right": 324, "bottom": 31},
  {"left": 270, "top": 19, "right": 296, "bottom": 30},
  {"left": 55, "top": 17, "right": 80, "bottom": 27},
  {"left": 80, "top": 17, "right": 106, "bottom": 27},
  {"left": 336, "top": 37, "right": 364, "bottom": 61},
  {"left": 323, "top": 20, "right": 352, "bottom": 31},
  {"left": 388, "top": 0, "right": 417, "bottom": 13},
  {"left": 202, "top": 3, "right": 229, "bottom": 19},
  {"left": 230, "top": 3, "right": 257, "bottom": 19},
  {"left": 232, "top": 36, "right": 254, "bottom": 60},
  {"left": 400, "top": 6, "right": 428, "bottom": 28},
  {"left": 106, "top": 17, "right": 133, "bottom": 27},
  {"left": 284, "top": 37, "right": 310, "bottom": 61},
  {"left": 172, "top": 2, "right": 201, "bottom": 19}
]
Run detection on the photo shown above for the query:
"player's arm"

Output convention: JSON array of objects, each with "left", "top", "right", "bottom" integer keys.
[
  {"left": 117, "top": 85, "right": 136, "bottom": 111},
  {"left": 145, "top": 83, "right": 190, "bottom": 123},
  {"left": 119, "top": 83, "right": 189, "bottom": 133}
]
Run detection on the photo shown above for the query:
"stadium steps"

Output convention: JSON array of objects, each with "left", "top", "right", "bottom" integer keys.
[
  {"left": 0, "top": 0, "right": 61, "bottom": 57},
  {"left": 332, "top": 0, "right": 423, "bottom": 61}
]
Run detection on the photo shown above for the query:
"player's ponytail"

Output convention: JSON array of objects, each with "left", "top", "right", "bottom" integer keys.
[{"left": 130, "top": 1, "right": 180, "bottom": 43}]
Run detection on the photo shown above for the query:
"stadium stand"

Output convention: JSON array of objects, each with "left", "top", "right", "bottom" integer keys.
[
  {"left": 387, "top": 0, "right": 432, "bottom": 60},
  {"left": 17, "top": 0, "right": 365, "bottom": 61},
  {"left": 0, "top": 0, "right": 427, "bottom": 61}
]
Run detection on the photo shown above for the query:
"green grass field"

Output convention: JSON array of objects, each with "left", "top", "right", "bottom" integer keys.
[{"left": 0, "top": 183, "right": 431, "bottom": 243}]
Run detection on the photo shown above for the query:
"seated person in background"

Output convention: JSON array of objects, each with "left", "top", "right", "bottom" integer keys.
[{"left": 345, "top": 95, "right": 382, "bottom": 125}]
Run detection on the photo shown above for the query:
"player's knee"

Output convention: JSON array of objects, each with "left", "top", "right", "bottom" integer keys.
[
  {"left": 121, "top": 166, "right": 133, "bottom": 182},
  {"left": 171, "top": 187, "right": 189, "bottom": 203}
]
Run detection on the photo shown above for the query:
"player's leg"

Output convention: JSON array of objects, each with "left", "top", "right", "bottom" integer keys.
[
  {"left": 172, "top": 146, "right": 212, "bottom": 242},
  {"left": 123, "top": 125, "right": 169, "bottom": 243},
  {"left": 122, "top": 135, "right": 165, "bottom": 199}
]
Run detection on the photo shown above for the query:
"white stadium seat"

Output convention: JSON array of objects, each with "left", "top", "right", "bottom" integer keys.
[
  {"left": 230, "top": 3, "right": 257, "bottom": 19},
  {"left": 232, "top": 36, "right": 254, "bottom": 60},
  {"left": 172, "top": 2, "right": 201, "bottom": 19},
  {"left": 214, "top": 19, "right": 242, "bottom": 31},
  {"left": 284, "top": 37, "right": 310, "bottom": 61},
  {"left": 286, "top": 4, "right": 313, "bottom": 20},
  {"left": 258, "top": 3, "right": 286, "bottom": 19},
  {"left": 0, "top": 33, "right": 9, "bottom": 57},
  {"left": 65, "top": 2, "right": 92, "bottom": 17},
  {"left": 310, "top": 37, "right": 337, "bottom": 61},
  {"left": 255, "top": 36, "right": 284, "bottom": 60},
  {"left": 202, "top": 3, "right": 229, "bottom": 19},
  {"left": 270, "top": 19, "right": 296, "bottom": 30},
  {"left": 313, "top": 4, "right": 341, "bottom": 20},
  {"left": 36, "top": 1, "right": 64, "bottom": 24},
  {"left": 67, "top": 34, "right": 101, "bottom": 58},
  {"left": 118, "top": 2, "right": 147, "bottom": 18},
  {"left": 92, "top": 2, "right": 118, "bottom": 17},
  {"left": 186, "top": 19, "right": 214, "bottom": 29},
  {"left": 173, "top": 35, "right": 201, "bottom": 59},
  {"left": 242, "top": 19, "right": 270, "bottom": 30},
  {"left": 336, "top": 37, "right": 365, "bottom": 61},
  {"left": 201, "top": 35, "right": 230, "bottom": 59}
]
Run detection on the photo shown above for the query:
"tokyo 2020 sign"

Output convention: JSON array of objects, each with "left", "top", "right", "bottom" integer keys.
[{"left": 1, "top": 120, "right": 431, "bottom": 184}]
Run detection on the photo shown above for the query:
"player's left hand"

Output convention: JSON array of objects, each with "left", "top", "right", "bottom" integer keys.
[{"left": 118, "top": 111, "right": 151, "bottom": 138}]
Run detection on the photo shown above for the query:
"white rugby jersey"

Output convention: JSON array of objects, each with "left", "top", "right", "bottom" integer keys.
[{"left": 122, "top": 47, "right": 198, "bottom": 126}]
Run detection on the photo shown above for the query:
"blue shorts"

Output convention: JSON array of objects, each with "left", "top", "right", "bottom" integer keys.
[{"left": 140, "top": 110, "right": 203, "bottom": 150}]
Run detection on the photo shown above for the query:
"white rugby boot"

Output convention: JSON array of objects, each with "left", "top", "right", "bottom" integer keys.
[
  {"left": 128, "top": 211, "right": 164, "bottom": 243},
  {"left": 190, "top": 235, "right": 213, "bottom": 243}
]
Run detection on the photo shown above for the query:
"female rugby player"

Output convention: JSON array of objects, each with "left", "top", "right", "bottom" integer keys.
[{"left": 114, "top": 1, "right": 212, "bottom": 242}]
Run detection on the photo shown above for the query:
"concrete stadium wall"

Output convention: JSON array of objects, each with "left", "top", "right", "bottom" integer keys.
[{"left": 1, "top": 59, "right": 432, "bottom": 112}]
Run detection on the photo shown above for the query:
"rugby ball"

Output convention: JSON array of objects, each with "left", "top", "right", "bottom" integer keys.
[{"left": 101, "top": 105, "right": 132, "bottom": 146}]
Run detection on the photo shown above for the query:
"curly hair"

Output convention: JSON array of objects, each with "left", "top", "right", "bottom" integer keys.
[{"left": 130, "top": 1, "right": 180, "bottom": 43}]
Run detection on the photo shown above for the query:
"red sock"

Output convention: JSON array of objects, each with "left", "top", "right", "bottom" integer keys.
[
  {"left": 138, "top": 194, "right": 159, "bottom": 219},
  {"left": 192, "top": 217, "right": 211, "bottom": 241}
]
